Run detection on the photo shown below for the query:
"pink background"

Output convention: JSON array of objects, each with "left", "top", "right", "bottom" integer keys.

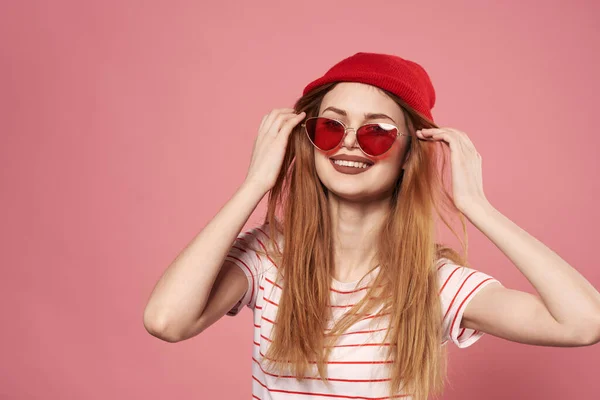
[{"left": 2, "top": 1, "right": 599, "bottom": 399}]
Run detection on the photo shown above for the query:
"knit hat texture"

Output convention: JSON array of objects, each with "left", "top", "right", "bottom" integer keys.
[{"left": 302, "top": 52, "right": 436, "bottom": 122}]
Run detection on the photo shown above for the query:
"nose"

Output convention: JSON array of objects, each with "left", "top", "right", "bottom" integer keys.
[{"left": 341, "top": 127, "right": 360, "bottom": 150}]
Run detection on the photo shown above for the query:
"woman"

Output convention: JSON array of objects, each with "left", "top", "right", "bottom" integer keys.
[{"left": 143, "top": 52, "right": 600, "bottom": 399}]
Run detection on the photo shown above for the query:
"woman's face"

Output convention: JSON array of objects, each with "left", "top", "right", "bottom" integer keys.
[{"left": 314, "top": 82, "right": 412, "bottom": 202}]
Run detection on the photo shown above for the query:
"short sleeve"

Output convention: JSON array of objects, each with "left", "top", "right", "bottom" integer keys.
[
  {"left": 224, "top": 223, "right": 272, "bottom": 316},
  {"left": 437, "top": 258, "right": 502, "bottom": 348}
]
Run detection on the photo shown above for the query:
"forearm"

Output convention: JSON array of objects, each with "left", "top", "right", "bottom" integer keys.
[
  {"left": 463, "top": 201, "right": 600, "bottom": 332},
  {"left": 143, "top": 181, "right": 266, "bottom": 334}
]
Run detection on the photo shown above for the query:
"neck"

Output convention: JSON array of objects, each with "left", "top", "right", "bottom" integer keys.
[{"left": 327, "top": 192, "right": 390, "bottom": 283}]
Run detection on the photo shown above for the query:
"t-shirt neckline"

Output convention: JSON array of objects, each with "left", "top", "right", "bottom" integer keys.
[{"left": 330, "top": 265, "right": 381, "bottom": 291}]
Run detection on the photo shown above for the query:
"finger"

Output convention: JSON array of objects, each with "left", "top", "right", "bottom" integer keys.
[
  {"left": 417, "top": 129, "right": 451, "bottom": 140},
  {"left": 263, "top": 114, "right": 298, "bottom": 140},
  {"left": 431, "top": 128, "right": 477, "bottom": 155},
  {"left": 269, "top": 111, "right": 304, "bottom": 137},
  {"left": 417, "top": 130, "right": 454, "bottom": 147},
  {"left": 415, "top": 129, "right": 440, "bottom": 139},
  {"left": 262, "top": 108, "right": 297, "bottom": 134},
  {"left": 258, "top": 114, "right": 269, "bottom": 135},
  {"left": 275, "top": 111, "right": 305, "bottom": 142}
]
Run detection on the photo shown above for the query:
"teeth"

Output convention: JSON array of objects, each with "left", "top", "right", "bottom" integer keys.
[{"left": 332, "top": 159, "right": 370, "bottom": 168}]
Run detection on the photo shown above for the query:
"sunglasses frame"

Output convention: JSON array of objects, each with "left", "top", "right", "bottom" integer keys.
[{"left": 301, "top": 116, "right": 410, "bottom": 157}]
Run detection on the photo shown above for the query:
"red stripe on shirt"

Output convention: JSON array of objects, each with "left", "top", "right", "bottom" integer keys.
[
  {"left": 265, "top": 276, "right": 384, "bottom": 295},
  {"left": 469, "top": 330, "right": 479, "bottom": 340},
  {"left": 259, "top": 350, "right": 394, "bottom": 365},
  {"left": 256, "top": 226, "right": 282, "bottom": 254},
  {"left": 327, "top": 327, "right": 390, "bottom": 336},
  {"left": 254, "top": 324, "right": 390, "bottom": 337},
  {"left": 255, "top": 237, "right": 279, "bottom": 269},
  {"left": 439, "top": 266, "right": 462, "bottom": 294},
  {"left": 258, "top": 333, "right": 394, "bottom": 348},
  {"left": 252, "top": 375, "right": 410, "bottom": 399},
  {"left": 261, "top": 313, "right": 388, "bottom": 327},
  {"left": 442, "top": 270, "right": 478, "bottom": 320},
  {"left": 261, "top": 295, "right": 389, "bottom": 309},
  {"left": 265, "top": 276, "right": 283, "bottom": 290},
  {"left": 254, "top": 324, "right": 388, "bottom": 336},
  {"left": 251, "top": 357, "right": 392, "bottom": 383},
  {"left": 450, "top": 278, "right": 493, "bottom": 335}
]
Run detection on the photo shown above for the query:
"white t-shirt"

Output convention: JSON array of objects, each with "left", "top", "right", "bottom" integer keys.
[{"left": 226, "top": 223, "right": 501, "bottom": 399}]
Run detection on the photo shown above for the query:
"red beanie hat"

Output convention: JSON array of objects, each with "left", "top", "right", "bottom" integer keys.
[{"left": 302, "top": 52, "right": 436, "bottom": 122}]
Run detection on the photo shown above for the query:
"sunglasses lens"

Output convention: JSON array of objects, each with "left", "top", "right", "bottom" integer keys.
[
  {"left": 305, "top": 117, "right": 345, "bottom": 151},
  {"left": 357, "top": 123, "right": 398, "bottom": 156}
]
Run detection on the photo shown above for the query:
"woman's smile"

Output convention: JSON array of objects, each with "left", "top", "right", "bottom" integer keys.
[{"left": 329, "top": 157, "right": 373, "bottom": 174}]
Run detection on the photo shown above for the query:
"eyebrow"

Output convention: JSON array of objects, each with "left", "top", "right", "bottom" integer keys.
[{"left": 321, "top": 106, "right": 397, "bottom": 125}]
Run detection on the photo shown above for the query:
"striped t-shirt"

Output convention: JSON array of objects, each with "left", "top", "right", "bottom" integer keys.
[{"left": 226, "top": 223, "right": 501, "bottom": 399}]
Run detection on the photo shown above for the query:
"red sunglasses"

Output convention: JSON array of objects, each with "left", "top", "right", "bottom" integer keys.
[{"left": 302, "top": 117, "right": 409, "bottom": 157}]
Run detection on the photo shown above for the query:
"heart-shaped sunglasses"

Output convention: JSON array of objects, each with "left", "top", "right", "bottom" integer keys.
[{"left": 301, "top": 117, "right": 409, "bottom": 157}]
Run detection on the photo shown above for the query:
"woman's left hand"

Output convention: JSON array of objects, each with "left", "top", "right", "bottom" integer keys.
[{"left": 416, "top": 127, "right": 490, "bottom": 214}]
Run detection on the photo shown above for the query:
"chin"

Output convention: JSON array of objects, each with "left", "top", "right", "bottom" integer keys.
[
  {"left": 315, "top": 157, "right": 399, "bottom": 200},
  {"left": 319, "top": 178, "right": 379, "bottom": 201}
]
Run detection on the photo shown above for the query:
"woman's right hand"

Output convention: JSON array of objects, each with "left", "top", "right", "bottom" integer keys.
[{"left": 244, "top": 108, "right": 306, "bottom": 194}]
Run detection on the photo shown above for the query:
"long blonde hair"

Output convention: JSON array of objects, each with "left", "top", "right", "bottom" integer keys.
[{"left": 258, "top": 82, "right": 470, "bottom": 400}]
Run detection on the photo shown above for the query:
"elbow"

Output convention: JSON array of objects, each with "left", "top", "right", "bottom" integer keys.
[
  {"left": 143, "top": 307, "right": 184, "bottom": 343},
  {"left": 586, "top": 325, "right": 600, "bottom": 347},
  {"left": 572, "top": 316, "right": 600, "bottom": 347},
  {"left": 577, "top": 330, "right": 600, "bottom": 347}
]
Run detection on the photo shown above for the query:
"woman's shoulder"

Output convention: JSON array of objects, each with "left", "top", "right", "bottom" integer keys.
[
  {"left": 240, "top": 220, "right": 282, "bottom": 240},
  {"left": 238, "top": 221, "right": 284, "bottom": 259},
  {"left": 435, "top": 257, "right": 469, "bottom": 281}
]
